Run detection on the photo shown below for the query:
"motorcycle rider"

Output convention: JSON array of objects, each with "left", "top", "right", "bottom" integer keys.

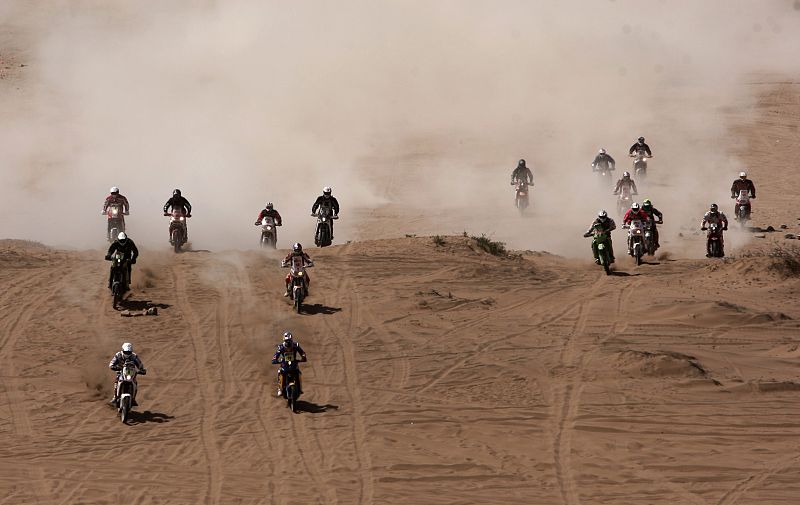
[
  {"left": 282, "top": 243, "right": 314, "bottom": 297},
  {"left": 591, "top": 149, "right": 615, "bottom": 173},
  {"left": 108, "top": 342, "right": 146, "bottom": 406},
  {"left": 254, "top": 202, "right": 283, "bottom": 226},
  {"left": 511, "top": 159, "right": 534, "bottom": 185},
  {"left": 613, "top": 171, "right": 638, "bottom": 196},
  {"left": 583, "top": 210, "right": 616, "bottom": 264},
  {"left": 641, "top": 198, "right": 664, "bottom": 249},
  {"left": 102, "top": 187, "right": 130, "bottom": 240},
  {"left": 622, "top": 202, "right": 650, "bottom": 255},
  {"left": 730, "top": 171, "right": 757, "bottom": 217},
  {"left": 701, "top": 203, "right": 729, "bottom": 257},
  {"left": 271, "top": 331, "right": 307, "bottom": 397},
  {"left": 628, "top": 136, "right": 652, "bottom": 156},
  {"left": 105, "top": 232, "right": 139, "bottom": 290},
  {"left": 163, "top": 189, "right": 192, "bottom": 240},
  {"left": 311, "top": 186, "right": 340, "bottom": 239}
]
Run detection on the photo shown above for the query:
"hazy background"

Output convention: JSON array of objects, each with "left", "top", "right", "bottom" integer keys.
[{"left": 1, "top": 0, "right": 799, "bottom": 255}]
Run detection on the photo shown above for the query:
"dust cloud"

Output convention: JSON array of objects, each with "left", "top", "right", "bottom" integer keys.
[{"left": 1, "top": 0, "right": 799, "bottom": 256}]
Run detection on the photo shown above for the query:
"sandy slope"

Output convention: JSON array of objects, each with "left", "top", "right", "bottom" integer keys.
[{"left": 1, "top": 210, "right": 800, "bottom": 505}]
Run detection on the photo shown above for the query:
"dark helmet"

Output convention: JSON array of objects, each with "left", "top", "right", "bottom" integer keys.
[
  {"left": 637, "top": 136, "right": 645, "bottom": 143},
  {"left": 709, "top": 203, "right": 718, "bottom": 212},
  {"left": 173, "top": 189, "right": 181, "bottom": 197},
  {"left": 293, "top": 242, "right": 302, "bottom": 253},
  {"left": 517, "top": 159, "right": 526, "bottom": 168},
  {"left": 642, "top": 198, "right": 652, "bottom": 210},
  {"left": 266, "top": 202, "right": 273, "bottom": 211}
]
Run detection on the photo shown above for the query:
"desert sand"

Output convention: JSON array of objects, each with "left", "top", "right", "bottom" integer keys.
[{"left": 2, "top": 2, "right": 800, "bottom": 504}]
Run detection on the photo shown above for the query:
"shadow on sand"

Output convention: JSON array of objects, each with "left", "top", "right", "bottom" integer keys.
[
  {"left": 303, "top": 304, "right": 342, "bottom": 315},
  {"left": 118, "top": 299, "right": 171, "bottom": 311},
  {"left": 128, "top": 410, "right": 174, "bottom": 425},
  {"left": 295, "top": 401, "right": 339, "bottom": 414}
]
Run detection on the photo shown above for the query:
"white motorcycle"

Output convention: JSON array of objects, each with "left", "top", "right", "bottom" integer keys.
[
  {"left": 623, "top": 219, "right": 645, "bottom": 265},
  {"left": 113, "top": 360, "right": 144, "bottom": 423},
  {"left": 259, "top": 216, "right": 278, "bottom": 248}
]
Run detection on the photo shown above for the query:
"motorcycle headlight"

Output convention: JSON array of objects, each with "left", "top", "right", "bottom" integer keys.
[
  {"left": 179, "top": 216, "right": 185, "bottom": 221},
  {"left": 297, "top": 271, "right": 304, "bottom": 276},
  {"left": 266, "top": 226, "right": 272, "bottom": 230},
  {"left": 322, "top": 217, "right": 327, "bottom": 222}
]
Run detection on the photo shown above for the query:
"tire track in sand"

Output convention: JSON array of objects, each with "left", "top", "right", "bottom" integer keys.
[{"left": 172, "top": 265, "right": 223, "bottom": 505}]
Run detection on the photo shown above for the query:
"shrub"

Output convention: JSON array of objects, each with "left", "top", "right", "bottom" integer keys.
[
  {"left": 471, "top": 234, "right": 506, "bottom": 256},
  {"left": 432, "top": 235, "right": 446, "bottom": 246}
]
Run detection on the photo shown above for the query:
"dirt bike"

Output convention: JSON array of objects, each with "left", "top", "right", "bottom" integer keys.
[
  {"left": 594, "top": 166, "right": 613, "bottom": 185},
  {"left": 624, "top": 219, "right": 645, "bottom": 265},
  {"left": 511, "top": 179, "right": 530, "bottom": 214},
  {"left": 277, "top": 351, "right": 305, "bottom": 413},
  {"left": 630, "top": 150, "right": 652, "bottom": 180},
  {"left": 166, "top": 210, "right": 189, "bottom": 253},
  {"left": 585, "top": 227, "right": 613, "bottom": 275},
  {"left": 615, "top": 187, "right": 634, "bottom": 218},
  {"left": 312, "top": 207, "right": 338, "bottom": 247},
  {"left": 734, "top": 190, "right": 751, "bottom": 229},
  {"left": 104, "top": 203, "right": 128, "bottom": 242},
  {"left": 108, "top": 250, "right": 129, "bottom": 309},
  {"left": 259, "top": 216, "right": 278, "bottom": 248},
  {"left": 703, "top": 222, "right": 725, "bottom": 258},
  {"left": 643, "top": 219, "right": 662, "bottom": 256},
  {"left": 282, "top": 256, "right": 313, "bottom": 313},
  {"left": 113, "top": 360, "right": 144, "bottom": 423}
]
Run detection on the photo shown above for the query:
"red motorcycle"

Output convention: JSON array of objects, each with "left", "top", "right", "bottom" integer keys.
[
  {"left": 702, "top": 222, "right": 725, "bottom": 258},
  {"left": 104, "top": 203, "right": 128, "bottom": 242}
]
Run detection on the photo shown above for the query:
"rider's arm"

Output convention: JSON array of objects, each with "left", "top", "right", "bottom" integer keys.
[
  {"left": 130, "top": 241, "right": 139, "bottom": 262},
  {"left": 311, "top": 197, "right": 320, "bottom": 214},
  {"left": 332, "top": 197, "right": 340, "bottom": 215},
  {"left": 608, "top": 219, "right": 617, "bottom": 232},
  {"left": 163, "top": 200, "right": 171, "bottom": 213},
  {"left": 631, "top": 181, "right": 638, "bottom": 194},
  {"left": 749, "top": 180, "right": 756, "bottom": 198},
  {"left": 183, "top": 199, "right": 192, "bottom": 215},
  {"left": 274, "top": 211, "right": 282, "bottom": 225},
  {"left": 629, "top": 144, "right": 637, "bottom": 155},
  {"left": 122, "top": 196, "right": 130, "bottom": 213},
  {"left": 608, "top": 155, "right": 615, "bottom": 167},
  {"left": 645, "top": 145, "right": 652, "bottom": 156},
  {"left": 103, "top": 196, "right": 110, "bottom": 212},
  {"left": 109, "top": 354, "right": 120, "bottom": 370}
]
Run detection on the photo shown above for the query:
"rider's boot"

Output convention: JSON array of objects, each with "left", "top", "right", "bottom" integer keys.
[{"left": 276, "top": 374, "right": 284, "bottom": 397}]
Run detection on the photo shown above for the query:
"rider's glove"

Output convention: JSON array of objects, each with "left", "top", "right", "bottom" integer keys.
[
  {"left": 105, "top": 254, "right": 111, "bottom": 261},
  {"left": 583, "top": 232, "right": 592, "bottom": 238},
  {"left": 139, "top": 369, "right": 146, "bottom": 375},
  {"left": 186, "top": 214, "right": 191, "bottom": 218},
  {"left": 254, "top": 221, "right": 260, "bottom": 225},
  {"left": 723, "top": 226, "right": 728, "bottom": 231},
  {"left": 701, "top": 227, "right": 707, "bottom": 231},
  {"left": 131, "top": 259, "right": 136, "bottom": 264}
]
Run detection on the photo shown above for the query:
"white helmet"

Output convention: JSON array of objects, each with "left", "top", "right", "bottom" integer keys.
[
  {"left": 110, "top": 186, "right": 119, "bottom": 194},
  {"left": 599, "top": 148, "right": 606, "bottom": 154},
  {"left": 117, "top": 232, "right": 127, "bottom": 241},
  {"left": 122, "top": 342, "right": 133, "bottom": 354},
  {"left": 739, "top": 171, "right": 747, "bottom": 178},
  {"left": 598, "top": 209, "right": 608, "bottom": 218},
  {"left": 323, "top": 186, "right": 332, "bottom": 195}
]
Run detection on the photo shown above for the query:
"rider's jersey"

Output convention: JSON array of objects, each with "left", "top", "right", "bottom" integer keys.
[
  {"left": 586, "top": 216, "right": 616, "bottom": 235},
  {"left": 731, "top": 179, "right": 756, "bottom": 199},
  {"left": 256, "top": 209, "right": 282, "bottom": 225},
  {"left": 642, "top": 207, "right": 663, "bottom": 221},
  {"left": 623, "top": 209, "right": 649, "bottom": 225},
  {"left": 702, "top": 211, "right": 728, "bottom": 228},
  {"left": 164, "top": 196, "right": 192, "bottom": 215},
  {"left": 272, "top": 342, "right": 306, "bottom": 371},
  {"left": 312, "top": 195, "right": 340, "bottom": 215},
  {"left": 592, "top": 153, "right": 615, "bottom": 170},
  {"left": 283, "top": 251, "right": 312, "bottom": 268},
  {"left": 628, "top": 142, "right": 652, "bottom": 156},
  {"left": 511, "top": 166, "right": 533, "bottom": 184},
  {"left": 103, "top": 194, "right": 130, "bottom": 213},
  {"left": 614, "top": 178, "right": 638, "bottom": 195},
  {"left": 109, "top": 351, "right": 145, "bottom": 371},
  {"left": 107, "top": 239, "right": 139, "bottom": 262}
]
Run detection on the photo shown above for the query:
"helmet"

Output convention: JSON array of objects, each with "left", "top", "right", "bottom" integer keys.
[
  {"left": 266, "top": 202, "right": 273, "bottom": 210},
  {"left": 293, "top": 242, "right": 302, "bottom": 253},
  {"left": 283, "top": 331, "right": 293, "bottom": 344},
  {"left": 117, "top": 232, "right": 128, "bottom": 242},
  {"left": 597, "top": 209, "right": 608, "bottom": 218},
  {"left": 739, "top": 171, "right": 747, "bottom": 179},
  {"left": 173, "top": 189, "right": 181, "bottom": 197},
  {"left": 110, "top": 186, "right": 119, "bottom": 194},
  {"left": 631, "top": 202, "right": 640, "bottom": 210},
  {"left": 599, "top": 148, "right": 606, "bottom": 155},
  {"left": 322, "top": 186, "right": 332, "bottom": 197},
  {"left": 642, "top": 198, "right": 652, "bottom": 207},
  {"left": 518, "top": 159, "right": 526, "bottom": 167},
  {"left": 623, "top": 171, "right": 630, "bottom": 178},
  {"left": 710, "top": 203, "right": 718, "bottom": 212},
  {"left": 122, "top": 342, "right": 133, "bottom": 355},
  {"left": 638, "top": 136, "right": 645, "bottom": 142}
]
